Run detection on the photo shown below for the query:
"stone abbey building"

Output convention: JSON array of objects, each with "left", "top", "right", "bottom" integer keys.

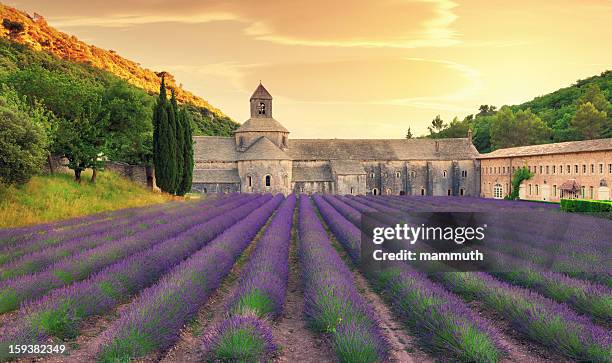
[{"left": 192, "top": 84, "right": 481, "bottom": 196}]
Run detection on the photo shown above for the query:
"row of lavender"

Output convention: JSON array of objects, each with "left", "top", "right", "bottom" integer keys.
[
  {"left": 201, "top": 195, "right": 296, "bottom": 361},
  {"left": 0, "top": 196, "right": 233, "bottom": 280},
  {"left": 0, "top": 194, "right": 257, "bottom": 313},
  {"left": 313, "top": 195, "right": 504, "bottom": 362},
  {"left": 357, "top": 195, "right": 612, "bottom": 323},
  {"left": 0, "top": 195, "right": 275, "bottom": 361},
  {"left": 318, "top": 195, "right": 611, "bottom": 362},
  {"left": 95, "top": 195, "right": 284, "bottom": 361}
]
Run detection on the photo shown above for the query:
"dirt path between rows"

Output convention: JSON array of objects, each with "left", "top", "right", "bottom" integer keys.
[{"left": 271, "top": 226, "right": 335, "bottom": 363}]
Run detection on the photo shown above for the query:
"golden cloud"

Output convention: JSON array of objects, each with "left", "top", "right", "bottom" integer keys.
[{"left": 14, "top": 0, "right": 459, "bottom": 48}]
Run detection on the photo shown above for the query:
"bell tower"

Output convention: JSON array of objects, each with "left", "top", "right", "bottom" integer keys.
[{"left": 250, "top": 82, "right": 273, "bottom": 118}]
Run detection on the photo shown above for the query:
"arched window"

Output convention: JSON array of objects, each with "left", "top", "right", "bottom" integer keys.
[
  {"left": 447, "top": 189, "right": 451, "bottom": 196},
  {"left": 399, "top": 190, "right": 405, "bottom": 196},
  {"left": 350, "top": 187, "right": 354, "bottom": 195},
  {"left": 411, "top": 171, "right": 416, "bottom": 178},
  {"left": 283, "top": 174, "right": 288, "bottom": 187},
  {"left": 203, "top": 187, "right": 207, "bottom": 194},
  {"left": 420, "top": 188, "right": 425, "bottom": 196},
  {"left": 443, "top": 170, "right": 447, "bottom": 178},
  {"left": 386, "top": 188, "right": 392, "bottom": 195},
  {"left": 493, "top": 184, "right": 503, "bottom": 199},
  {"left": 247, "top": 175, "right": 252, "bottom": 187},
  {"left": 239, "top": 136, "right": 244, "bottom": 147},
  {"left": 395, "top": 171, "right": 401, "bottom": 178},
  {"left": 370, "top": 173, "right": 375, "bottom": 179},
  {"left": 265, "top": 175, "right": 271, "bottom": 187},
  {"left": 460, "top": 188, "right": 465, "bottom": 196},
  {"left": 372, "top": 188, "right": 379, "bottom": 195},
  {"left": 258, "top": 102, "right": 266, "bottom": 115},
  {"left": 225, "top": 187, "right": 230, "bottom": 193}
]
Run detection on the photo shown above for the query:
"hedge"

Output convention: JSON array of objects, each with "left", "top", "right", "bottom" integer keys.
[{"left": 560, "top": 199, "right": 612, "bottom": 213}]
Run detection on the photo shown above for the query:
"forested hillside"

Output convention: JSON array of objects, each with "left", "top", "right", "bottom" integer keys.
[
  {"left": 422, "top": 70, "right": 612, "bottom": 153},
  {"left": 0, "top": 4, "right": 238, "bottom": 136}
]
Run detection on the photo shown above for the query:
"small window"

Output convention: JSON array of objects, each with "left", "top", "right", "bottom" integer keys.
[
  {"left": 411, "top": 171, "right": 417, "bottom": 178},
  {"left": 239, "top": 136, "right": 244, "bottom": 147},
  {"left": 461, "top": 170, "right": 467, "bottom": 178},
  {"left": 460, "top": 188, "right": 465, "bottom": 196},
  {"left": 258, "top": 102, "right": 266, "bottom": 115},
  {"left": 553, "top": 185, "right": 557, "bottom": 197},
  {"left": 600, "top": 164, "right": 604, "bottom": 173},
  {"left": 247, "top": 175, "right": 252, "bottom": 187},
  {"left": 589, "top": 186, "right": 594, "bottom": 199},
  {"left": 386, "top": 188, "right": 392, "bottom": 195},
  {"left": 225, "top": 187, "right": 230, "bottom": 193},
  {"left": 370, "top": 173, "right": 375, "bottom": 179},
  {"left": 529, "top": 184, "right": 532, "bottom": 195},
  {"left": 609, "top": 164, "right": 612, "bottom": 173},
  {"left": 420, "top": 188, "right": 425, "bottom": 196},
  {"left": 447, "top": 189, "right": 451, "bottom": 196},
  {"left": 372, "top": 188, "right": 379, "bottom": 195},
  {"left": 591, "top": 164, "right": 595, "bottom": 173},
  {"left": 581, "top": 186, "right": 585, "bottom": 198},
  {"left": 443, "top": 170, "right": 447, "bottom": 178},
  {"left": 350, "top": 187, "right": 354, "bottom": 195},
  {"left": 203, "top": 187, "right": 207, "bottom": 194},
  {"left": 566, "top": 165, "right": 570, "bottom": 173},
  {"left": 582, "top": 165, "right": 587, "bottom": 173},
  {"left": 574, "top": 165, "right": 578, "bottom": 174},
  {"left": 539, "top": 166, "right": 543, "bottom": 174},
  {"left": 535, "top": 184, "right": 539, "bottom": 195},
  {"left": 265, "top": 175, "right": 271, "bottom": 187},
  {"left": 552, "top": 165, "right": 556, "bottom": 174},
  {"left": 546, "top": 165, "right": 549, "bottom": 174},
  {"left": 395, "top": 171, "right": 401, "bottom": 178},
  {"left": 300, "top": 186, "right": 304, "bottom": 193}
]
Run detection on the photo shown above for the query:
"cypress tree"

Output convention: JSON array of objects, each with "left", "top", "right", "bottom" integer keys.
[
  {"left": 161, "top": 89, "right": 178, "bottom": 193},
  {"left": 153, "top": 75, "right": 167, "bottom": 190},
  {"left": 178, "top": 108, "right": 194, "bottom": 195},
  {"left": 172, "top": 90, "right": 184, "bottom": 194}
]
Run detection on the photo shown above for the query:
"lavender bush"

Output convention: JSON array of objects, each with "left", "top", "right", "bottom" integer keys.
[{"left": 298, "top": 195, "right": 388, "bottom": 363}]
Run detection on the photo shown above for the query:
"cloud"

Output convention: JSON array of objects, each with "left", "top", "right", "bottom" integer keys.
[{"left": 12, "top": 0, "right": 460, "bottom": 48}]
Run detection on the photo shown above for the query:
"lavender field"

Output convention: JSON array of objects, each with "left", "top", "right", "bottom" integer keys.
[{"left": 0, "top": 194, "right": 610, "bottom": 362}]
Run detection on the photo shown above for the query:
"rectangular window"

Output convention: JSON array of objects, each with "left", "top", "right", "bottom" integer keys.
[
  {"left": 546, "top": 165, "right": 549, "bottom": 174},
  {"left": 566, "top": 165, "right": 570, "bottom": 173},
  {"left": 589, "top": 186, "right": 594, "bottom": 199},
  {"left": 553, "top": 185, "right": 557, "bottom": 197},
  {"left": 581, "top": 186, "right": 585, "bottom": 198},
  {"left": 552, "top": 165, "right": 556, "bottom": 174},
  {"left": 539, "top": 166, "right": 543, "bottom": 174},
  {"left": 535, "top": 184, "right": 539, "bottom": 195},
  {"left": 591, "top": 164, "right": 595, "bottom": 173},
  {"left": 529, "top": 184, "right": 532, "bottom": 195},
  {"left": 582, "top": 165, "right": 586, "bottom": 173},
  {"left": 609, "top": 164, "right": 612, "bottom": 173},
  {"left": 600, "top": 164, "right": 604, "bottom": 173},
  {"left": 574, "top": 165, "right": 579, "bottom": 174}
]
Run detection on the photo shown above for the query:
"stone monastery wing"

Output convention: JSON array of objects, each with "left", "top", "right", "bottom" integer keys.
[
  {"left": 292, "top": 165, "right": 333, "bottom": 182},
  {"left": 192, "top": 169, "right": 240, "bottom": 183}
]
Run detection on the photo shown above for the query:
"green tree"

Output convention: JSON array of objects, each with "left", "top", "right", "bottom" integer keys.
[
  {"left": 490, "top": 106, "right": 551, "bottom": 149},
  {"left": 153, "top": 76, "right": 178, "bottom": 193},
  {"left": 0, "top": 88, "right": 48, "bottom": 185},
  {"left": 405, "top": 127, "right": 413, "bottom": 139},
  {"left": 427, "top": 115, "right": 446, "bottom": 135},
  {"left": 177, "top": 108, "right": 194, "bottom": 195},
  {"left": 570, "top": 102, "right": 608, "bottom": 139},
  {"left": 171, "top": 90, "right": 184, "bottom": 194},
  {"left": 577, "top": 84, "right": 609, "bottom": 112},
  {"left": 507, "top": 166, "right": 533, "bottom": 200}
]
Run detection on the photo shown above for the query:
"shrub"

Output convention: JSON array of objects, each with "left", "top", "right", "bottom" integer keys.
[{"left": 561, "top": 199, "right": 612, "bottom": 214}]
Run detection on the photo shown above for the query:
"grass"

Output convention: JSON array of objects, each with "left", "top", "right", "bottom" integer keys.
[{"left": 0, "top": 170, "right": 174, "bottom": 228}]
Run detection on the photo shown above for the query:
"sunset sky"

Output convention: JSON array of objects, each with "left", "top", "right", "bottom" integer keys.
[{"left": 7, "top": 0, "right": 612, "bottom": 138}]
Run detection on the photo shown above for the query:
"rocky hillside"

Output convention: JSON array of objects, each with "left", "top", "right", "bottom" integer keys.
[{"left": 0, "top": 3, "right": 235, "bottom": 127}]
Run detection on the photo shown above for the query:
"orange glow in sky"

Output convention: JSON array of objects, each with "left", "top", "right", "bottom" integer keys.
[{"left": 8, "top": 0, "right": 612, "bottom": 138}]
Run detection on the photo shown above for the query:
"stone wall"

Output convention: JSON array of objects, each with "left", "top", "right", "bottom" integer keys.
[
  {"left": 292, "top": 181, "right": 334, "bottom": 194},
  {"left": 192, "top": 183, "right": 240, "bottom": 194},
  {"left": 480, "top": 150, "right": 612, "bottom": 201}
]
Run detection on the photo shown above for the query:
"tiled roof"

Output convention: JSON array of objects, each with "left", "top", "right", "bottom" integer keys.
[
  {"left": 478, "top": 138, "right": 612, "bottom": 159},
  {"left": 250, "top": 83, "right": 272, "bottom": 100},
  {"left": 192, "top": 169, "right": 240, "bottom": 183},
  {"left": 560, "top": 179, "right": 581, "bottom": 191},
  {"left": 235, "top": 117, "right": 289, "bottom": 133},
  {"left": 292, "top": 165, "right": 333, "bottom": 181},
  {"left": 193, "top": 136, "right": 237, "bottom": 162},
  {"left": 236, "top": 136, "right": 290, "bottom": 161},
  {"left": 330, "top": 160, "right": 366, "bottom": 175},
  {"left": 194, "top": 137, "right": 480, "bottom": 162},
  {"left": 286, "top": 138, "right": 479, "bottom": 160}
]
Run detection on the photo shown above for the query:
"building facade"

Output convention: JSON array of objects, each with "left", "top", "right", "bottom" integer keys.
[
  {"left": 192, "top": 84, "right": 481, "bottom": 196},
  {"left": 479, "top": 139, "right": 612, "bottom": 201}
]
